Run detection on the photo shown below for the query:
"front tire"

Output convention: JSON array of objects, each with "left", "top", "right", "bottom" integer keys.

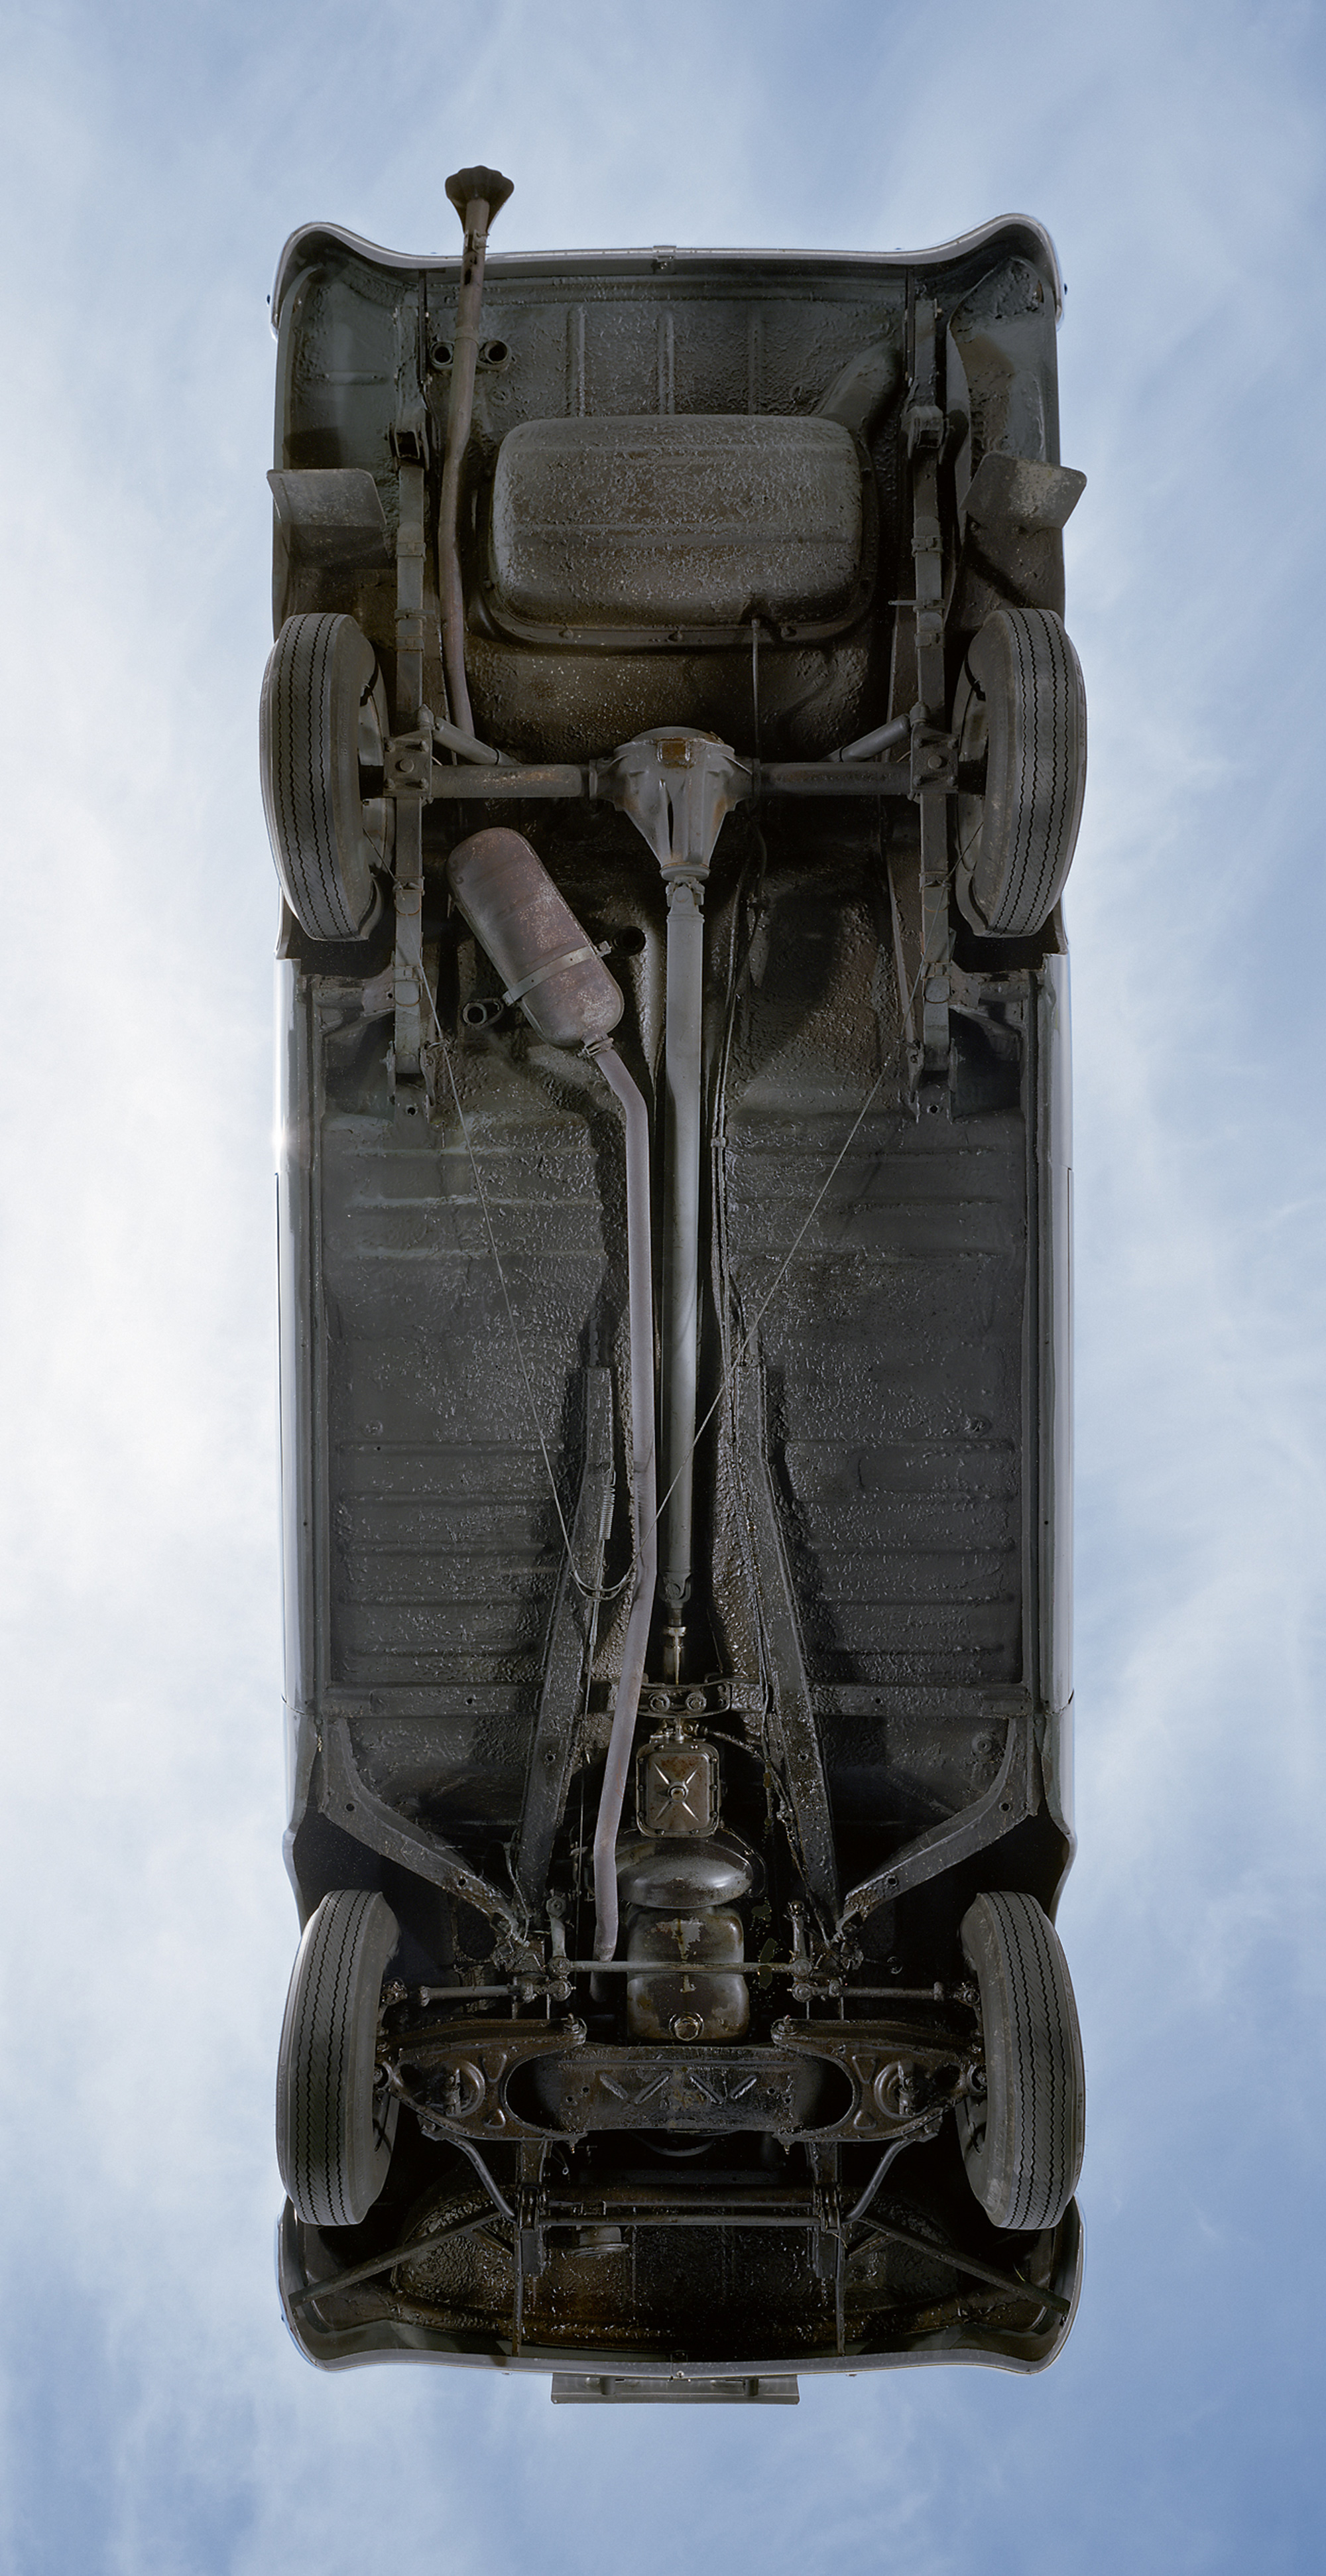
[
  {"left": 276, "top": 1889, "right": 400, "bottom": 2228},
  {"left": 953, "top": 606, "right": 1087, "bottom": 938},
  {"left": 957, "top": 1890, "right": 1085, "bottom": 2231},
  {"left": 260, "top": 611, "right": 390, "bottom": 941}
]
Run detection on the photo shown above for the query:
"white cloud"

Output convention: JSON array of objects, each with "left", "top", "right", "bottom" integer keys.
[{"left": 2, "top": 2, "right": 1323, "bottom": 2570}]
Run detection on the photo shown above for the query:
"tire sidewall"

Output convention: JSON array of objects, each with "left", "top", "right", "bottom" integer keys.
[
  {"left": 957, "top": 1889, "right": 1085, "bottom": 2232},
  {"left": 964, "top": 610, "right": 1021, "bottom": 931},
  {"left": 953, "top": 607, "right": 1087, "bottom": 940},
  {"left": 956, "top": 1892, "right": 1025, "bottom": 2219},
  {"left": 276, "top": 1888, "right": 400, "bottom": 2229},
  {"left": 259, "top": 613, "right": 386, "bottom": 942}
]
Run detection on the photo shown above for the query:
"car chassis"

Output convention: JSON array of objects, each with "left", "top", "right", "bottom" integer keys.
[{"left": 265, "top": 168, "right": 1087, "bottom": 2397}]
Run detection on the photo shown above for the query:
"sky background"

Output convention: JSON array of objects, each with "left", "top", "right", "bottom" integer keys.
[{"left": 1, "top": 0, "right": 1324, "bottom": 2568}]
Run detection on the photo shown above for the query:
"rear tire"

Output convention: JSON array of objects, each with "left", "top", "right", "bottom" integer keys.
[
  {"left": 953, "top": 606, "right": 1086, "bottom": 938},
  {"left": 276, "top": 1890, "right": 400, "bottom": 2228},
  {"left": 957, "top": 1890, "right": 1085, "bottom": 2231},
  {"left": 260, "top": 612, "right": 390, "bottom": 941}
]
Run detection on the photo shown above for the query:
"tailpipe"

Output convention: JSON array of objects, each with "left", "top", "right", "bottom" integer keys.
[{"left": 445, "top": 828, "right": 653, "bottom": 1962}]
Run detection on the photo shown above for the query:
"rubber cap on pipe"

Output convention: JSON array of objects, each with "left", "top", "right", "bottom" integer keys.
[
  {"left": 448, "top": 828, "right": 623, "bottom": 1050},
  {"left": 446, "top": 166, "right": 514, "bottom": 225}
]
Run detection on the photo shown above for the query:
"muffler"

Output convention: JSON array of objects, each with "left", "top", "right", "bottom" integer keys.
[{"left": 448, "top": 827, "right": 623, "bottom": 1048}]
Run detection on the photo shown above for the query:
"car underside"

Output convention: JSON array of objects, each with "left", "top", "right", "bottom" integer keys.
[{"left": 263, "top": 168, "right": 1087, "bottom": 2396}]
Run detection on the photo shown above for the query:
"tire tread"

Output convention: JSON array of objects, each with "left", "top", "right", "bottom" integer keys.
[
  {"left": 261, "top": 613, "right": 379, "bottom": 941},
  {"left": 959, "top": 606, "right": 1086, "bottom": 939},
  {"left": 276, "top": 1889, "right": 398, "bottom": 2229},
  {"left": 959, "top": 1890, "right": 1085, "bottom": 2232}
]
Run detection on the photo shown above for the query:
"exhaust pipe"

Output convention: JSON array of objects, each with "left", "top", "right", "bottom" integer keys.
[
  {"left": 446, "top": 828, "right": 654, "bottom": 1961},
  {"left": 585, "top": 1042, "right": 657, "bottom": 1959},
  {"left": 438, "top": 165, "right": 513, "bottom": 738},
  {"left": 658, "top": 875, "right": 705, "bottom": 1672},
  {"left": 597, "top": 732, "right": 745, "bottom": 1684}
]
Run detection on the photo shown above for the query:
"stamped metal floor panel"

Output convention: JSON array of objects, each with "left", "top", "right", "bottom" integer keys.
[
  {"left": 308, "top": 1002, "right": 619, "bottom": 1832},
  {"left": 729, "top": 1109, "right": 1025, "bottom": 1687},
  {"left": 714, "top": 857, "right": 1030, "bottom": 1840}
]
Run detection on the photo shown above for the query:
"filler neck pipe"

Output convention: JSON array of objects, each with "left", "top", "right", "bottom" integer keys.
[{"left": 438, "top": 165, "right": 512, "bottom": 739}]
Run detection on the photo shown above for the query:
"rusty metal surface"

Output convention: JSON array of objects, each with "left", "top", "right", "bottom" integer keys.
[
  {"left": 272, "top": 207, "right": 1081, "bottom": 2385},
  {"left": 271, "top": 216, "right": 1065, "bottom": 331},
  {"left": 550, "top": 2373, "right": 799, "bottom": 2403},
  {"left": 276, "top": 2185, "right": 1083, "bottom": 2376},
  {"left": 269, "top": 235, "right": 1063, "bottom": 761},
  {"left": 379, "top": 2013, "right": 974, "bottom": 2146},
  {"left": 486, "top": 414, "right": 869, "bottom": 643}
]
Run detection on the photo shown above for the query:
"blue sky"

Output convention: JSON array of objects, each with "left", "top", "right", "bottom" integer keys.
[{"left": 1, "top": 1, "right": 1323, "bottom": 2569}]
